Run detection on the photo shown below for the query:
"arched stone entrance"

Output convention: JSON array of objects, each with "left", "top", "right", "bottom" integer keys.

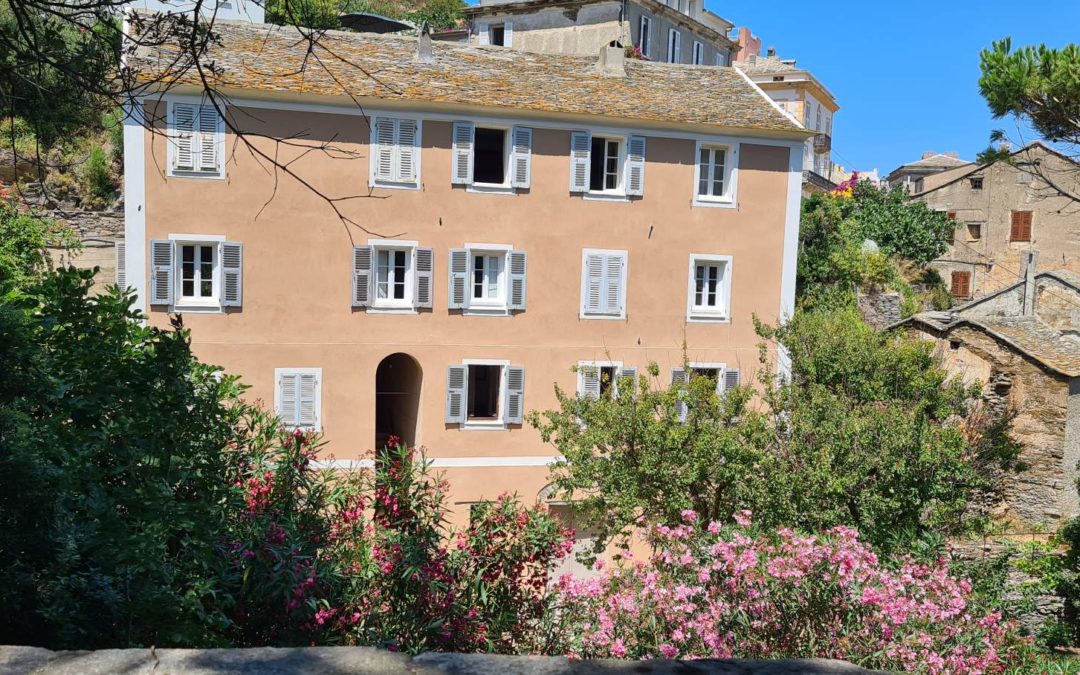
[{"left": 375, "top": 353, "right": 422, "bottom": 450}]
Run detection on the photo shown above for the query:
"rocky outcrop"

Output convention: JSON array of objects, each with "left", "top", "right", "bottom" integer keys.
[{"left": 0, "top": 646, "right": 882, "bottom": 675}]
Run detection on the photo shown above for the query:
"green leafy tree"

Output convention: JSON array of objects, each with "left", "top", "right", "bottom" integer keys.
[
  {"left": 842, "top": 181, "right": 955, "bottom": 267},
  {"left": 0, "top": 192, "right": 79, "bottom": 290},
  {"left": 529, "top": 308, "right": 1019, "bottom": 552}
]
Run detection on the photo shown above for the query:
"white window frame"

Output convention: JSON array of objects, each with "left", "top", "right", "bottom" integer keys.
[
  {"left": 688, "top": 362, "right": 728, "bottom": 393},
  {"left": 667, "top": 28, "right": 681, "bottom": 63},
  {"left": 576, "top": 360, "right": 624, "bottom": 399},
  {"left": 715, "top": 52, "right": 726, "bottom": 67},
  {"left": 369, "top": 239, "right": 418, "bottom": 312},
  {"left": 468, "top": 124, "right": 515, "bottom": 193},
  {"left": 692, "top": 141, "right": 738, "bottom": 208},
  {"left": 580, "top": 248, "right": 628, "bottom": 320},
  {"left": 369, "top": 116, "right": 423, "bottom": 190},
  {"left": 692, "top": 40, "right": 704, "bottom": 65},
  {"left": 166, "top": 99, "right": 226, "bottom": 180},
  {"left": 462, "top": 358, "right": 510, "bottom": 430},
  {"left": 274, "top": 367, "right": 322, "bottom": 432},
  {"left": 463, "top": 242, "right": 511, "bottom": 315},
  {"left": 584, "top": 134, "right": 628, "bottom": 200},
  {"left": 686, "top": 254, "right": 732, "bottom": 322},
  {"left": 639, "top": 16, "right": 652, "bottom": 58},
  {"left": 168, "top": 233, "right": 225, "bottom": 311}
]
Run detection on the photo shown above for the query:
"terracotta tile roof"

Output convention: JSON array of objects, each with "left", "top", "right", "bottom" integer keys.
[
  {"left": 129, "top": 18, "right": 803, "bottom": 134},
  {"left": 902, "top": 313, "right": 1080, "bottom": 378}
]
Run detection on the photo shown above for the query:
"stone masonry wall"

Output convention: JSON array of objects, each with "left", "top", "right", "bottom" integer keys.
[
  {"left": 43, "top": 208, "right": 124, "bottom": 293},
  {"left": 856, "top": 291, "right": 901, "bottom": 328}
]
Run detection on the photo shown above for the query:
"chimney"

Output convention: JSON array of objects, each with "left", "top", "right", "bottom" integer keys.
[
  {"left": 414, "top": 23, "right": 434, "bottom": 64},
  {"left": 766, "top": 45, "right": 776, "bottom": 57},
  {"left": 921, "top": 151, "right": 937, "bottom": 160},
  {"left": 944, "top": 151, "right": 959, "bottom": 159},
  {"left": 597, "top": 42, "right": 625, "bottom": 77},
  {"left": 1022, "top": 250, "right": 1038, "bottom": 316}
]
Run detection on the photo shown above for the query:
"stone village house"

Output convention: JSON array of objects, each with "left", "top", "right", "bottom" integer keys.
[
  {"left": 121, "top": 18, "right": 809, "bottom": 536},
  {"left": 897, "top": 260, "right": 1080, "bottom": 530}
]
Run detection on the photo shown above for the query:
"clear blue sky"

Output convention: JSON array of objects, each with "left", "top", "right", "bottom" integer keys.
[{"left": 714, "top": 1, "right": 1080, "bottom": 176}]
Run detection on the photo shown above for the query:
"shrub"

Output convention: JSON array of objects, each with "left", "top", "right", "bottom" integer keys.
[
  {"left": 0, "top": 188, "right": 79, "bottom": 291},
  {"left": 547, "top": 513, "right": 1030, "bottom": 673},
  {"left": 81, "top": 144, "right": 113, "bottom": 203}
]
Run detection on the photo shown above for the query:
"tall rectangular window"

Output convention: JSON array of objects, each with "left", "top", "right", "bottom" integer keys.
[
  {"left": 180, "top": 244, "right": 215, "bottom": 300},
  {"left": 1010, "top": 210, "right": 1033, "bottom": 241},
  {"left": 376, "top": 249, "right": 408, "bottom": 301},
  {"left": 687, "top": 254, "right": 731, "bottom": 321},
  {"left": 168, "top": 101, "right": 223, "bottom": 177},
  {"left": 951, "top": 271, "right": 971, "bottom": 298},
  {"left": 472, "top": 253, "right": 503, "bottom": 303},
  {"left": 589, "top": 137, "right": 621, "bottom": 192},
  {"left": 371, "top": 117, "right": 420, "bottom": 187},
  {"left": 667, "top": 29, "right": 681, "bottom": 63},
  {"left": 692, "top": 41, "right": 704, "bottom": 65},
  {"left": 639, "top": 16, "right": 652, "bottom": 57},
  {"left": 581, "top": 249, "right": 628, "bottom": 319},
  {"left": 473, "top": 127, "right": 507, "bottom": 185},
  {"left": 697, "top": 146, "right": 728, "bottom": 200}
]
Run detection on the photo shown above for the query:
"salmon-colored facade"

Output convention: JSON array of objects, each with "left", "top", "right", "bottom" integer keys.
[{"left": 125, "top": 91, "right": 802, "bottom": 519}]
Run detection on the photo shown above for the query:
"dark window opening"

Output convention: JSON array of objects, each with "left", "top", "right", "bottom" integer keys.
[
  {"left": 949, "top": 340, "right": 962, "bottom": 351},
  {"left": 970, "top": 177, "right": 983, "bottom": 190},
  {"left": 467, "top": 365, "right": 501, "bottom": 420},
  {"left": 599, "top": 365, "right": 617, "bottom": 399},
  {"left": 967, "top": 222, "right": 982, "bottom": 241},
  {"left": 692, "top": 367, "right": 720, "bottom": 385},
  {"left": 474, "top": 127, "right": 506, "bottom": 184},
  {"left": 589, "top": 137, "right": 619, "bottom": 191},
  {"left": 490, "top": 25, "right": 505, "bottom": 46}
]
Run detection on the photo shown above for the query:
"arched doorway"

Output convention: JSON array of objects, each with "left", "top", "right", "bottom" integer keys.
[{"left": 375, "top": 353, "right": 422, "bottom": 450}]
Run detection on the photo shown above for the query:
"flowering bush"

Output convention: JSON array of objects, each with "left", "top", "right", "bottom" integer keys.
[{"left": 549, "top": 513, "right": 1029, "bottom": 673}]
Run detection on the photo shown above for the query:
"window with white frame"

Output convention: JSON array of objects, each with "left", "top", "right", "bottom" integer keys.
[
  {"left": 568, "top": 131, "right": 646, "bottom": 197},
  {"left": 591, "top": 136, "right": 621, "bottom": 192},
  {"left": 168, "top": 101, "right": 224, "bottom": 178},
  {"left": 638, "top": 16, "right": 652, "bottom": 57},
  {"left": 478, "top": 21, "right": 512, "bottom": 46},
  {"left": 670, "top": 363, "right": 741, "bottom": 421},
  {"left": 370, "top": 116, "right": 420, "bottom": 187},
  {"left": 692, "top": 41, "right": 704, "bottom": 65},
  {"left": 275, "top": 368, "right": 321, "bottom": 431},
  {"left": 667, "top": 29, "right": 681, "bottom": 63},
  {"left": 451, "top": 122, "right": 532, "bottom": 190},
  {"left": 448, "top": 245, "right": 527, "bottom": 314},
  {"left": 577, "top": 362, "right": 637, "bottom": 400},
  {"left": 580, "top": 249, "right": 627, "bottom": 319},
  {"left": 695, "top": 144, "right": 734, "bottom": 204},
  {"left": 686, "top": 254, "right": 731, "bottom": 321},
  {"left": 149, "top": 238, "right": 243, "bottom": 309},
  {"left": 445, "top": 361, "right": 525, "bottom": 427},
  {"left": 715, "top": 51, "right": 726, "bottom": 67},
  {"left": 352, "top": 242, "right": 434, "bottom": 311}
]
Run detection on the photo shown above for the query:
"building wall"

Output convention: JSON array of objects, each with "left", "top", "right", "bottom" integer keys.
[
  {"left": 1036, "top": 276, "right": 1080, "bottom": 333},
  {"left": 126, "top": 0, "right": 263, "bottom": 22},
  {"left": 752, "top": 83, "right": 832, "bottom": 177},
  {"left": 917, "top": 147, "right": 1080, "bottom": 298},
  {"left": 913, "top": 325, "right": 1075, "bottom": 528},
  {"left": 625, "top": 4, "right": 727, "bottom": 64},
  {"left": 470, "top": 3, "right": 624, "bottom": 56},
  {"left": 136, "top": 100, "right": 796, "bottom": 520}
]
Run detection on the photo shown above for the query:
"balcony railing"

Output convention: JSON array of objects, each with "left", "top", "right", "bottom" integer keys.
[{"left": 813, "top": 133, "right": 831, "bottom": 153}]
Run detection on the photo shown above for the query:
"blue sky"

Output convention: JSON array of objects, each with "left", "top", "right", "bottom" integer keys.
[{"left": 716, "top": 1, "right": 1080, "bottom": 176}]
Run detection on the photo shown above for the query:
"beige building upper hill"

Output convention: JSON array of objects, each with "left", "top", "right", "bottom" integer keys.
[
  {"left": 121, "top": 18, "right": 809, "bottom": 524},
  {"left": 908, "top": 142, "right": 1080, "bottom": 301}
]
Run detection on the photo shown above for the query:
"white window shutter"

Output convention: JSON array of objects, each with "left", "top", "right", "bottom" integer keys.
[
  {"left": 373, "top": 118, "right": 395, "bottom": 182},
  {"left": 504, "top": 21, "right": 513, "bottom": 46},
  {"left": 477, "top": 22, "right": 489, "bottom": 45},
  {"left": 723, "top": 368, "right": 740, "bottom": 392},
  {"left": 171, "top": 103, "right": 195, "bottom": 172},
  {"left": 414, "top": 247, "right": 434, "bottom": 309},
  {"left": 115, "top": 241, "right": 126, "bottom": 289},
  {"left": 582, "top": 252, "right": 603, "bottom": 314},
  {"left": 451, "top": 122, "right": 474, "bottom": 185},
  {"left": 504, "top": 365, "right": 525, "bottom": 424},
  {"left": 569, "top": 130, "right": 591, "bottom": 193},
  {"left": 278, "top": 372, "right": 299, "bottom": 427},
  {"left": 671, "top": 368, "right": 689, "bottom": 422},
  {"left": 150, "top": 240, "right": 173, "bottom": 305},
  {"left": 508, "top": 250, "right": 527, "bottom": 311},
  {"left": 396, "top": 119, "right": 418, "bottom": 182},
  {"left": 448, "top": 248, "right": 468, "bottom": 309},
  {"left": 618, "top": 366, "right": 637, "bottom": 398},
  {"left": 510, "top": 126, "right": 532, "bottom": 188},
  {"left": 578, "top": 365, "right": 600, "bottom": 399},
  {"left": 446, "top": 365, "right": 467, "bottom": 423},
  {"left": 626, "top": 135, "right": 646, "bottom": 196},
  {"left": 220, "top": 241, "right": 243, "bottom": 307},
  {"left": 352, "top": 245, "right": 373, "bottom": 308},
  {"left": 605, "top": 254, "right": 624, "bottom": 313},
  {"left": 298, "top": 372, "right": 318, "bottom": 428},
  {"left": 197, "top": 105, "right": 220, "bottom": 174}
]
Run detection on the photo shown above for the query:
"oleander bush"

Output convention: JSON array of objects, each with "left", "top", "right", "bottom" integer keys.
[{"left": 547, "top": 512, "right": 1031, "bottom": 673}]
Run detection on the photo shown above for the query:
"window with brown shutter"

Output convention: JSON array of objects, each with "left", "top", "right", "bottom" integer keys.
[
  {"left": 951, "top": 271, "right": 971, "bottom": 298},
  {"left": 1010, "top": 211, "right": 1033, "bottom": 241}
]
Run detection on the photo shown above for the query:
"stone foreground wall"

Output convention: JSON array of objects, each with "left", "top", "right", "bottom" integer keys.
[{"left": 0, "top": 646, "right": 880, "bottom": 675}]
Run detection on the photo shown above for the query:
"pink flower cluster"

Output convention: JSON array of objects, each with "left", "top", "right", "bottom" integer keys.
[{"left": 551, "top": 514, "right": 1027, "bottom": 673}]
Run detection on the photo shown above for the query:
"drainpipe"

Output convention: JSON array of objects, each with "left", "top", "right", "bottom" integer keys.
[{"left": 1022, "top": 250, "right": 1037, "bottom": 316}]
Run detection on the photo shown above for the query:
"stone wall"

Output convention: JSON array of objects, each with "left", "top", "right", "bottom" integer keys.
[
  {"left": 43, "top": 207, "right": 124, "bottom": 293},
  {"left": 1037, "top": 276, "right": 1080, "bottom": 334},
  {"left": 0, "top": 646, "right": 879, "bottom": 674},
  {"left": 856, "top": 291, "right": 901, "bottom": 328}
]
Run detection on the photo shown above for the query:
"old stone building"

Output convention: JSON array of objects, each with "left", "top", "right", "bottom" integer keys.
[
  {"left": 898, "top": 263, "right": 1080, "bottom": 530},
  {"left": 908, "top": 142, "right": 1080, "bottom": 300}
]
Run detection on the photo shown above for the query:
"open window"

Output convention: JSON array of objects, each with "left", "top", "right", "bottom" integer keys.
[
  {"left": 451, "top": 122, "right": 532, "bottom": 190},
  {"left": 569, "top": 132, "right": 645, "bottom": 197},
  {"left": 446, "top": 361, "right": 525, "bottom": 428},
  {"left": 671, "top": 364, "right": 740, "bottom": 421},
  {"left": 577, "top": 362, "right": 637, "bottom": 400},
  {"left": 478, "top": 21, "right": 512, "bottom": 47},
  {"left": 590, "top": 137, "right": 622, "bottom": 192}
]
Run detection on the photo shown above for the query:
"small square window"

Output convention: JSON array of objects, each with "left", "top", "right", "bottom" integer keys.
[
  {"left": 467, "top": 364, "right": 502, "bottom": 421},
  {"left": 590, "top": 137, "right": 622, "bottom": 192},
  {"left": 970, "top": 177, "right": 983, "bottom": 190},
  {"left": 967, "top": 222, "right": 982, "bottom": 241}
]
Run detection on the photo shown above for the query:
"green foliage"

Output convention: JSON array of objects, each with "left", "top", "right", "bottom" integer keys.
[
  {"left": 842, "top": 181, "right": 955, "bottom": 266},
  {"left": 1060, "top": 516, "right": 1080, "bottom": 645},
  {"left": 530, "top": 307, "right": 1018, "bottom": 552},
  {"left": 266, "top": 0, "right": 343, "bottom": 30},
  {"left": 101, "top": 108, "right": 124, "bottom": 162},
  {"left": 81, "top": 144, "right": 113, "bottom": 203},
  {"left": 0, "top": 194, "right": 79, "bottom": 291},
  {"left": 408, "top": 0, "right": 465, "bottom": 30},
  {"left": 267, "top": 0, "right": 465, "bottom": 30},
  {"left": 980, "top": 38, "right": 1080, "bottom": 147}
]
